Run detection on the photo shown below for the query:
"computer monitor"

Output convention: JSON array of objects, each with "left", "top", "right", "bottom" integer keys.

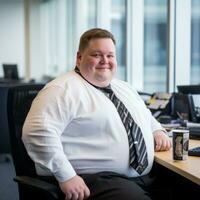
[
  {"left": 171, "top": 93, "right": 190, "bottom": 120},
  {"left": 3, "top": 64, "right": 19, "bottom": 80},
  {"left": 177, "top": 85, "right": 200, "bottom": 94},
  {"left": 188, "top": 94, "right": 200, "bottom": 123},
  {"left": 177, "top": 85, "right": 200, "bottom": 122}
]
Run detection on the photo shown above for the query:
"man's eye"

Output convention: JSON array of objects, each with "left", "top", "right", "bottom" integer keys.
[
  {"left": 92, "top": 54, "right": 101, "bottom": 57},
  {"left": 107, "top": 55, "right": 114, "bottom": 58}
]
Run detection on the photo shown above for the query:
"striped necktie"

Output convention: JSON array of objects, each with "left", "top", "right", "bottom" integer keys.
[
  {"left": 74, "top": 67, "right": 148, "bottom": 174},
  {"left": 100, "top": 86, "right": 148, "bottom": 174}
]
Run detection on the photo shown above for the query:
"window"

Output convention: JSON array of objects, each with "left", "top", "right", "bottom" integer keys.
[
  {"left": 143, "top": 0, "right": 168, "bottom": 93},
  {"left": 28, "top": 0, "right": 194, "bottom": 93},
  {"left": 111, "top": 0, "right": 127, "bottom": 80},
  {"left": 65, "top": 0, "right": 97, "bottom": 71},
  {"left": 191, "top": 0, "right": 200, "bottom": 84},
  {"left": 40, "top": 0, "right": 127, "bottom": 81}
]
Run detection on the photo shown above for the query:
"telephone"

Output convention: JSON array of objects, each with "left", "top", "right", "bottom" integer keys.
[
  {"left": 146, "top": 91, "right": 200, "bottom": 125},
  {"left": 146, "top": 92, "right": 172, "bottom": 118}
]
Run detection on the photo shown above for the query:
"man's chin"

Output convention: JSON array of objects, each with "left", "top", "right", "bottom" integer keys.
[{"left": 95, "top": 77, "right": 112, "bottom": 87}]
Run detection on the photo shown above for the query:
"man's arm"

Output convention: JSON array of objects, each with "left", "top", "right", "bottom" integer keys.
[
  {"left": 146, "top": 108, "right": 171, "bottom": 151},
  {"left": 133, "top": 89, "right": 171, "bottom": 152},
  {"left": 22, "top": 85, "right": 90, "bottom": 199}
]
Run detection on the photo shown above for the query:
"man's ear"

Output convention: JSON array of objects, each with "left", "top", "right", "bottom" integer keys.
[{"left": 76, "top": 52, "right": 82, "bottom": 66}]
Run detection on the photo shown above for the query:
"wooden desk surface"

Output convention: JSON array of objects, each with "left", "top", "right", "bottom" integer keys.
[{"left": 154, "top": 139, "right": 200, "bottom": 185}]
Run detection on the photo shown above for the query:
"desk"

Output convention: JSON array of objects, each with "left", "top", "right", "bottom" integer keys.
[{"left": 154, "top": 139, "right": 200, "bottom": 185}]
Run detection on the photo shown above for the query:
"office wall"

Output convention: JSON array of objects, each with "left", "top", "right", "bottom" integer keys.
[{"left": 0, "top": 0, "right": 25, "bottom": 78}]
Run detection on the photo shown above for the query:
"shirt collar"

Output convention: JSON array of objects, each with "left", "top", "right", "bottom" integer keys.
[{"left": 74, "top": 66, "right": 112, "bottom": 92}]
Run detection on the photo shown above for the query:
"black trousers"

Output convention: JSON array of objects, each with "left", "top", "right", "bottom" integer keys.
[
  {"left": 41, "top": 169, "right": 172, "bottom": 200},
  {"left": 80, "top": 171, "right": 152, "bottom": 200},
  {"left": 80, "top": 170, "right": 174, "bottom": 200}
]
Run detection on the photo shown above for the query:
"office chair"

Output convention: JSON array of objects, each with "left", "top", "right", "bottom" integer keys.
[{"left": 7, "top": 84, "right": 64, "bottom": 200}]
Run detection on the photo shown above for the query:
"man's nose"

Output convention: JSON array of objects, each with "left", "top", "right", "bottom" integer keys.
[{"left": 100, "top": 55, "right": 108, "bottom": 64}]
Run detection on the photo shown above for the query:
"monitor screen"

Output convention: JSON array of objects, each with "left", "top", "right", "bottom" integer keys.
[
  {"left": 192, "top": 94, "right": 200, "bottom": 117},
  {"left": 171, "top": 93, "right": 190, "bottom": 120},
  {"left": 177, "top": 85, "right": 200, "bottom": 94},
  {"left": 188, "top": 94, "right": 200, "bottom": 122},
  {"left": 3, "top": 64, "right": 19, "bottom": 80}
]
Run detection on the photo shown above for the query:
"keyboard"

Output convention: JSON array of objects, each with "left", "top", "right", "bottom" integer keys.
[
  {"left": 188, "top": 146, "right": 200, "bottom": 157},
  {"left": 188, "top": 127, "right": 200, "bottom": 139}
]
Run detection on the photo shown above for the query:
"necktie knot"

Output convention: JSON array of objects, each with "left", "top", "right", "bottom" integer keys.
[{"left": 99, "top": 85, "right": 113, "bottom": 95}]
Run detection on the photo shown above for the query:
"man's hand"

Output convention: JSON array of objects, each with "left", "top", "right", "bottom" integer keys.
[
  {"left": 59, "top": 175, "right": 90, "bottom": 200},
  {"left": 153, "top": 130, "right": 171, "bottom": 151}
]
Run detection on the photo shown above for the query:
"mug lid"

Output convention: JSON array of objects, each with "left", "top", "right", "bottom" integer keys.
[{"left": 172, "top": 129, "right": 189, "bottom": 133}]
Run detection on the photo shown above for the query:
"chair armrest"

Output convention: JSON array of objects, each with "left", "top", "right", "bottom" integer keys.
[{"left": 14, "top": 176, "right": 61, "bottom": 199}]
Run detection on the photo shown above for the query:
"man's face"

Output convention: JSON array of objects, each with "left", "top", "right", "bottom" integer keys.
[{"left": 76, "top": 38, "right": 117, "bottom": 87}]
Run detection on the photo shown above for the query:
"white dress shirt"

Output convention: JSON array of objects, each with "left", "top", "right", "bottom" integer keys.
[{"left": 22, "top": 71, "right": 163, "bottom": 182}]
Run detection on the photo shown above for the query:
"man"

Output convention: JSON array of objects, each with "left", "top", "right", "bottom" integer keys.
[{"left": 22, "top": 28, "right": 171, "bottom": 200}]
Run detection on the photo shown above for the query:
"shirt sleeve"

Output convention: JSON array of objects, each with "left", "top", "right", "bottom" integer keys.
[{"left": 22, "top": 85, "right": 76, "bottom": 182}]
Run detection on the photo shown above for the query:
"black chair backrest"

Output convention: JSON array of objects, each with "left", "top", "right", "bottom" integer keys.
[{"left": 7, "top": 84, "right": 44, "bottom": 177}]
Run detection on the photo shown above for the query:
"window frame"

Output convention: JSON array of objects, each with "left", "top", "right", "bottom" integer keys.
[{"left": 26, "top": 0, "right": 193, "bottom": 92}]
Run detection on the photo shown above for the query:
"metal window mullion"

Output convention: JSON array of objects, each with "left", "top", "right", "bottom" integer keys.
[
  {"left": 66, "top": 0, "right": 75, "bottom": 70},
  {"left": 56, "top": 0, "right": 67, "bottom": 75},
  {"left": 66, "top": 0, "right": 89, "bottom": 71},
  {"left": 167, "top": 0, "right": 175, "bottom": 92},
  {"left": 40, "top": 1, "right": 50, "bottom": 75},
  {"left": 127, "top": 0, "right": 144, "bottom": 91},
  {"left": 24, "top": 0, "right": 31, "bottom": 80},
  {"left": 75, "top": 0, "right": 89, "bottom": 48},
  {"left": 174, "top": 0, "right": 191, "bottom": 87},
  {"left": 29, "top": 0, "right": 45, "bottom": 79},
  {"left": 96, "top": 0, "right": 111, "bottom": 30}
]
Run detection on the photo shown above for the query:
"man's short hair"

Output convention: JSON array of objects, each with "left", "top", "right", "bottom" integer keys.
[{"left": 78, "top": 28, "right": 116, "bottom": 52}]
